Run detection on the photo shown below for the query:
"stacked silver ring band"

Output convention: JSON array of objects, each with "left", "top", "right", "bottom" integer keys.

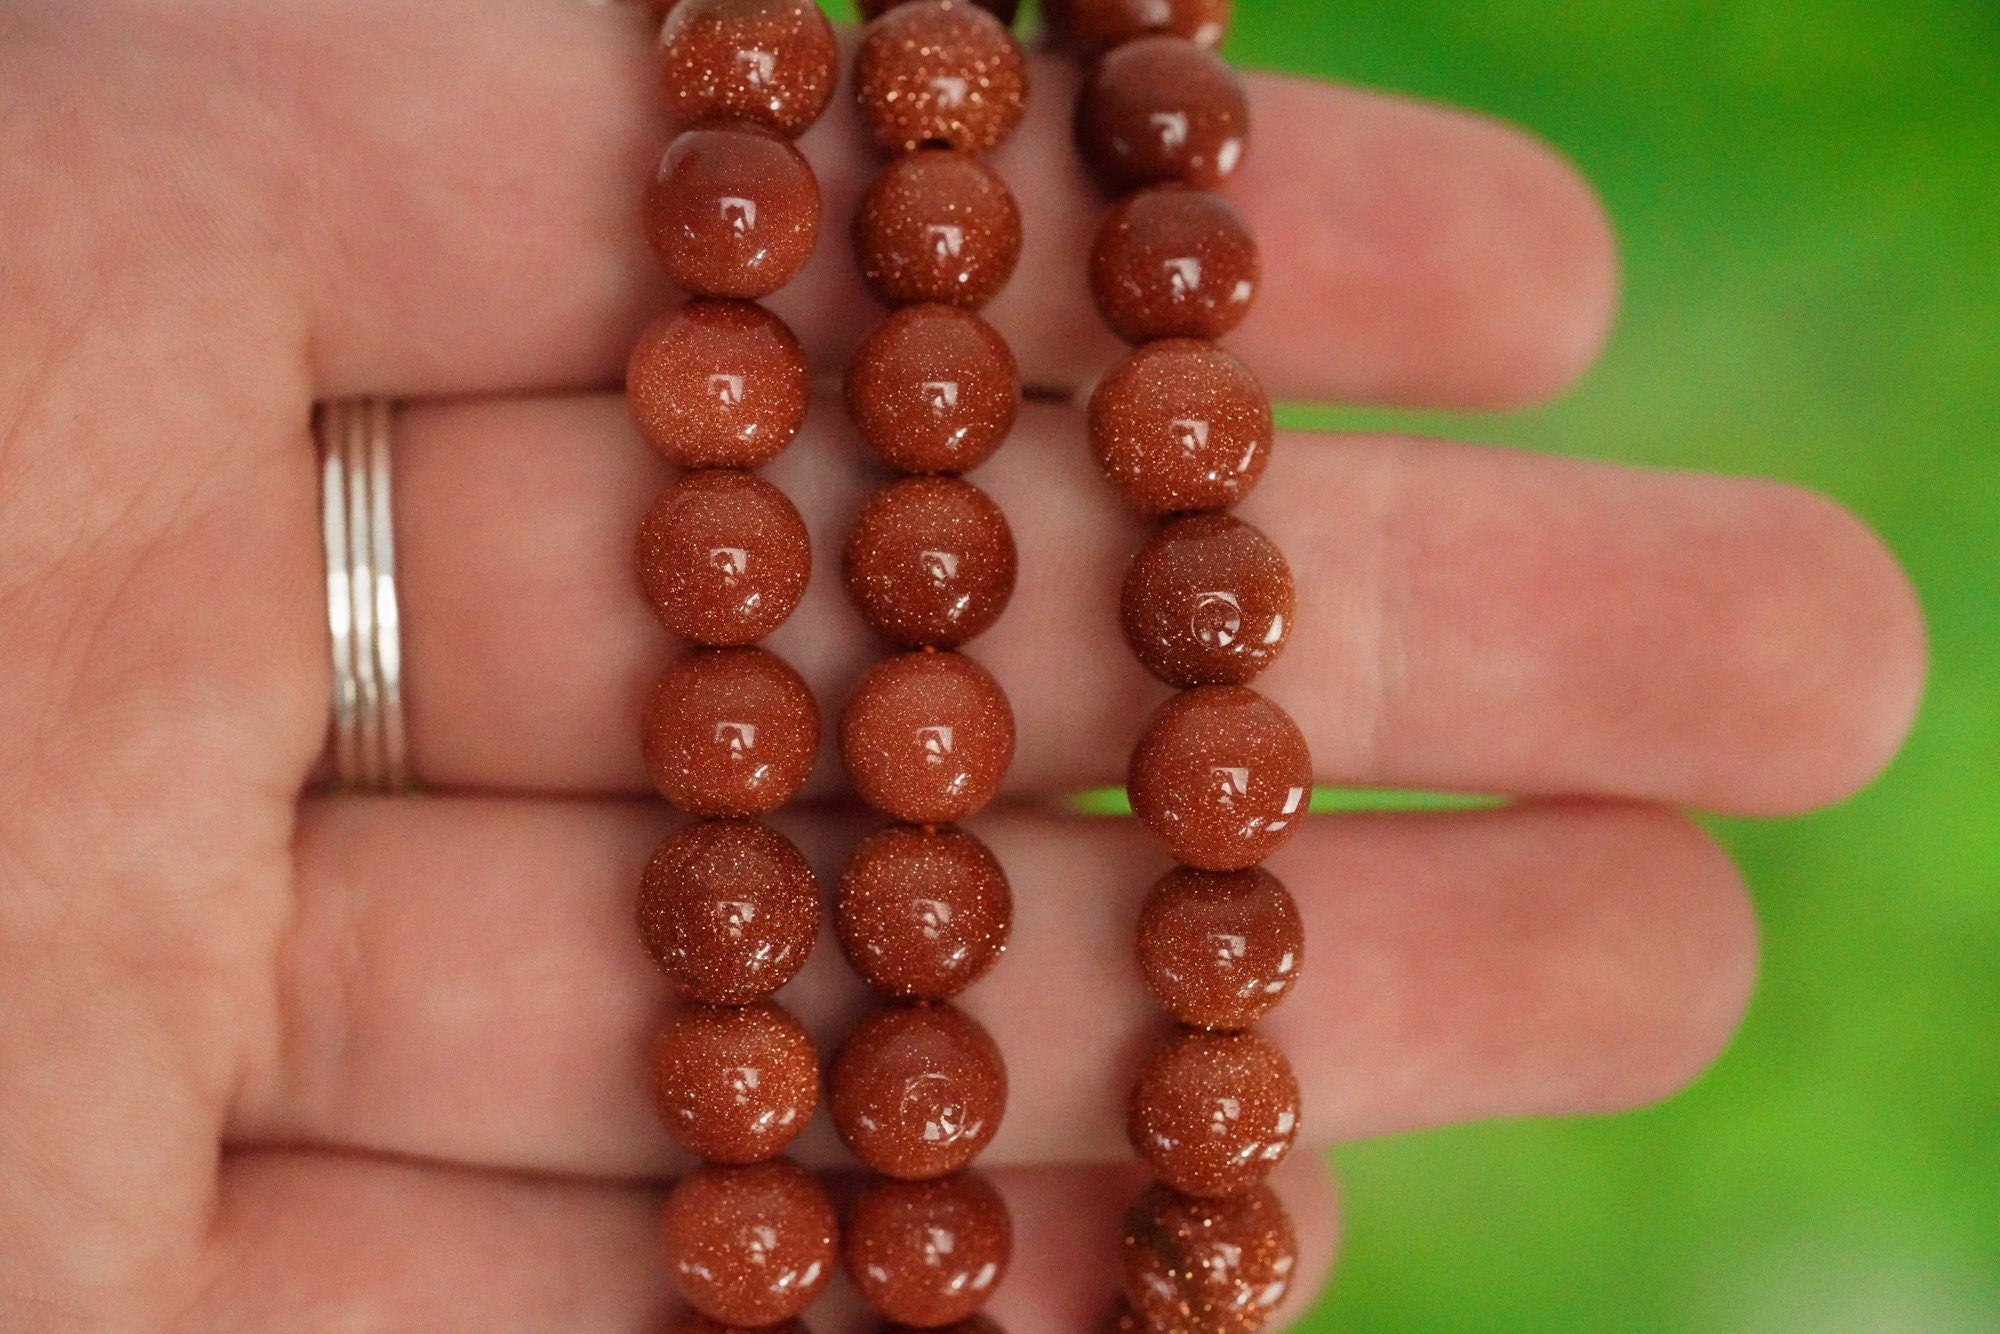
[{"left": 317, "top": 398, "right": 409, "bottom": 792}]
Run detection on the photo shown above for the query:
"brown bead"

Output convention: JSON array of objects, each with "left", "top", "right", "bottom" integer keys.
[
  {"left": 1137, "top": 866, "right": 1303, "bottom": 1031},
  {"left": 1128, "top": 1029, "right": 1299, "bottom": 1197},
  {"left": 1121, "top": 1182, "right": 1297, "bottom": 1333},
  {"left": 1045, "top": 0, "right": 1230, "bottom": 51},
  {"left": 844, "top": 1171, "right": 1012, "bottom": 1325},
  {"left": 855, "top": 0, "right": 1028, "bottom": 154},
  {"left": 845, "top": 478, "right": 1017, "bottom": 649},
  {"left": 652, "top": 1001, "right": 819, "bottom": 1165},
  {"left": 838, "top": 824, "right": 1011, "bottom": 1000},
  {"left": 1121, "top": 513, "right": 1291, "bottom": 687},
  {"left": 638, "top": 470, "right": 811, "bottom": 646},
  {"left": 668, "top": 1313, "right": 807, "bottom": 1334},
  {"left": 847, "top": 305, "right": 1021, "bottom": 475},
  {"left": 1092, "top": 186, "right": 1260, "bottom": 344},
  {"left": 658, "top": 0, "right": 839, "bottom": 138},
  {"left": 646, "top": 123, "right": 821, "bottom": 299},
  {"left": 830, "top": 1003, "right": 1006, "bottom": 1179},
  {"left": 645, "top": 647, "right": 820, "bottom": 817},
  {"left": 861, "top": 0, "right": 1020, "bottom": 22},
  {"left": 887, "top": 1320, "right": 1006, "bottom": 1334},
  {"left": 628, "top": 301, "right": 809, "bottom": 469},
  {"left": 638, "top": 819, "right": 820, "bottom": 1005},
  {"left": 662, "top": 1160, "right": 838, "bottom": 1325},
  {"left": 841, "top": 652, "right": 1015, "bottom": 824},
  {"left": 855, "top": 150, "right": 1022, "bottom": 310},
  {"left": 1090, "top": 340, "right": 1272, "bottom": 516},
  {"left": 1127, "top": 685, "right": 1309, "bottom": 872},
  {"left": 1077, "top": 36, "right": 1249, "bottom": 191}
]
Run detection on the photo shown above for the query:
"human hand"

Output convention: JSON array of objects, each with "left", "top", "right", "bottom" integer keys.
[{"left": 0, "top": 0, "right": 1925, "bottom": 1328}]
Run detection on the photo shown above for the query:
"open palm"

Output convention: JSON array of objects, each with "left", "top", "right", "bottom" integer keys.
[{"left": 0, "top": 1, "right": 1924, "bottom": 1329}]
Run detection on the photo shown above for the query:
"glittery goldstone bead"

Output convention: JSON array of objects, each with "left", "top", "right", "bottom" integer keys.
[
  {"left": 638, "top": 819, "right": 819, "bottom": 1005},
  {"left": 1089, "top": 339, "right": 1272, "bottom": 516},
  {"left": 847, "top": 304, "right": 1020, "bottom": 475},
  {"left": 1077, "top": 36, "right": 1249, "bottom": 191},
  {"left": 651, "top": 1000, "right": 819, "bottom": 1164},
  {"left": 637, "top": 469, "right": 810, "bottom": 646},
  {"left": 1127, "top": 1028, "right": 1300, "bottom": 1197},
  {"left": 861, "top": 0, "right": 1021, "bottom": 23},
  {"left": 855, "top": 149, "right": 1022, "bottom": 309},
  {"left": 628, "top": 301, "right": 809, "bottom": 469},
  {"left": 841, "top": 651, "right": 1015, "bottom": 824},
  {"left": 845, "top": 476, "right": 1018, "bottom": 649},
  {"left": 1137, "top": 865, "right": 1303, "bottom": 1031},
  {"left": 644, "top": 647, "right": 820, "bottom": 818},
  {"left": 1121, "top": 1182, "right": 1297, "bottom": 1333},
  {"left": 668, "top": 1312, "right": 808, "bottom": 1334},
  {"left": 886, "top": 1319, "right": 1007, "bottom": 1334},
  {"left": 855, "top": 0, "right": 1028, "bottom": 154},
  {"left": 1127, "top": 685, "right": 1310, "bottom": 871},
  {"left": 844, "top": 1171, "right": 1012, "bottom": 1325},
  {"left": 645, "top": 122, "right": 821, "bottom": 299},
  {"left": 662, "top": 1160, "right": 838, "bottom": 1325},
  {"left": 838, "top": 823, "right": 1012, "bottom": 1000},
  {"left": 1120, "top": 512, "right": 1292, "bottom": 687},
  {"left": 830, "top": 1003, "right": 1007, "bottom": 1179},
  {"left": 1092, "top": 185, "right": 1260, "bottom": 344},
  {"left": 658, "top": 0, "right": 838, "bottom": 137},
  {"left": 1045, "top": 0, "right": 1230, "bottom": 51}
]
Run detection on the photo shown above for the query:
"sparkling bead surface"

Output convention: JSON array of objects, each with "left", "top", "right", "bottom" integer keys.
[
  {"left": 855, "top": 0, "right": 1028, "bottom": 154},
  {"left": 841, "top": 651, "right": 1015, "bottom": 824},
  {"left": 652, "top": 1001, "right": 819, "bottom": 1164},
  {"left": 628, "top": 302, "right": 809, "bottom": 468},
  {"left": 668, "top": 1313, "right": 807, "bottom": 1334},
  {"left": 1127, "top": 685, "right": 1309, "bottom": 871},
  {"left": 661, "top": 1159, "right": 838, "bottom": 1325},
  {"left": 658, "top": 0, "right": 838, "bottom": 137},
  {"left": 1092, "top": 185, "right": 1260, "bottom": 343},
  {"left": 1045, "top": 0, "right": 1230, "bottom": 51},
  {"left": 638, "top": 469, "right": 811, "bottom": 646},
  {"left": 844, "top": 1171, "right": 1012, "bottom": 1325},
  {"left": 830, "top": 1003, "right": 1007, "bottom": 1179},
  {"left": 838, "top": 824, "right": 1012, "bottom": 1000},
  {"left": 846, "top": 304, "right": 1021, "bottom": 475},
  {"left": 1137, "top": 865, "right": 1302, "bottom": 1031},
  {"left": 845, "top": 477, "right": 1017, "bottom": 649},
  {"left": 1127, "top": 1029, "right": 1299, "bottom": 1197},
  {"left": 1121, "top": 1182, "right": 1297, "bottom": 1333},
  {"left": 855, "top": 149, "right": 1022, "bottom": 309},
  {"left": 887, "top": 1319, "right": 1006, "bottom": 1334},
  {"left": 861, "top": 0, "right": 1021, "bottom": 22},
  {"left": 1077, "top": 36, "right": 1249, "bottom": 191},
  {"left": 1089, "top": 340, "right": 1272, "bottom": 516},
  {"left": 638, "top": 819, "right": 820, "bottom": 1005},
  {"left": 1121, "top": 513, "right": 1291, "bottom": 687},
  {"left": 645, "top": 647, "right": 820, "bottom": 817},
  {"left": 646, "top": 123, "right": 821, "bottom": 299}
]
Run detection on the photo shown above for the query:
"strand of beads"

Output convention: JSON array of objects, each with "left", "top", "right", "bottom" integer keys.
[
  {"left": 635, "top": 2, "right": 845, "bottom": 1328},
  {"left": 825, "top": 2, "right": 1031, "bottom": 1329},
  {"left": 1050, "top": 2, "right": 1309, "bottom": 1329}
]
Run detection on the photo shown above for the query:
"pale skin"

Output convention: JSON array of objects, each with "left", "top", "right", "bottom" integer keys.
[{"left": 0, "top": 0, "right": 1927, "bottom": 1329}]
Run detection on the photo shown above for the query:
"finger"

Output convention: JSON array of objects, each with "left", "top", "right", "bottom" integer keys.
[
  {"left": 232, "top": 794, "right": 1754, "bottom": 1178},
  {"left": 231, "top": 0, "right": 1614, "bottom": 404},
  {"left": 189, "top": 1149, "right": 1339, "bottom": 1331},
  {"left": 394, "top": 395, "right": 1923, "bottom": 816}
]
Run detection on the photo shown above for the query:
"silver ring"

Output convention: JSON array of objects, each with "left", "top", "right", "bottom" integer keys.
[{"left": 317, "top": 398, "right": 410, "bottom": 792}]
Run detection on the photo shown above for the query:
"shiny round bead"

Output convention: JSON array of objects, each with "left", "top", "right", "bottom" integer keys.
[
  {"left": 1138, "top": 866, "right": 1303, "bottom": 1031},
  {"left": 1121, "top": 513, "right": 1291, "bottom": 687},
  {"left": 838, "top": 824, "right": 1011, "bottom": 1000},
  {"left": 645, "top": 647, "right": 819, "bottom": 817},
  {"left": 638, "top": 470, "right": 810, "bottom": 646},
  {"left": 661, "top": 1160, "right": 838, "bottom": 1325},
  {"left": 845, "top": 477, "right": 1017, "bottom": 649},
  {"left": 861, "top": 0, "right": 1020, "bottom": 21},
  {"left": 841, "top": 651, "right": 1015, "bottom": 824},
  {"left": 646, "top": 123, "right": 821, "bottom": 299},
  {"left": 1045, "top": 0, "right": 1229, "bottom": 50},
  {"left": 855, "top": 149, "right": 1022, "bottom": 309},
  {"left": 1077, "top": 36, "right": 1248, "bottom": 191},
  {"left": 652, "top": 1001, "right": 819, "bottom": 1164},
  {"left": 638, "top": 819, "right": 819, "bottom": 1005},
  {"left": 669, "top": 1314, "right": 806, "bottom": 1334},
  {"left": 658, "top": 0, "right": 838, "bottom": 137},
  {"left": 1121, "top": 1182, "right": 1296, "bottom": 1332},
  {"left": 855, "top": 0, "right": 1028, "bottom": 154},
  {"left": 830, "top": 1003, "right": 1006, "bottom": 1179},
  {"left": 1089, "top": 340, "right": 1272, "bottom": 516},
  {"left": 628, "top": 301, "right": 809, "bottom": 469},
  {"left": 888, "top": 1320, "right": 1006, "bottom": 1334},
  {"left": 847, "top": 305, "right": 1020, "bottom": 475},
  {"left": 1092, "top": 186, "right": 1260, "bottom": 343},
  {"left": 1127, "top": 685, "right": 1309, "bottom": 871},
  {"left": 844, "top": 1171, "right": 1012, "bottom": 1325},
  {"left": 1128, "top": 1029, "right": 1299, "bottom": 1197}
]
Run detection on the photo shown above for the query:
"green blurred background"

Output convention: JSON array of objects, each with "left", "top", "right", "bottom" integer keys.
[{"left": 1229, "top": 1, "right": 2000, "bottom": 1329}]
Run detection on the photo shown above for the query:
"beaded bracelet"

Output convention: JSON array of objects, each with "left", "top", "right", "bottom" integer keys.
[
  {"left": 630, "top": 0, "right": 843, "bottom": 1326},
  {"left": 1052, "top": 2, "right": 1311, "bottom": 1329}
]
